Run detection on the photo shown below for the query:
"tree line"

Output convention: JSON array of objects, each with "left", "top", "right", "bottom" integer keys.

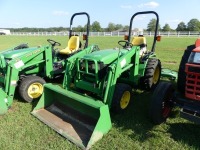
[
  {"left": 147, "top": 18, "right": 200, "bottom": 32},
  {"left": 6, "top": 18, "right": 200, "bottom": 32},
  {"left": 8, "top": 22, "right": 129, "bottom": 33}
]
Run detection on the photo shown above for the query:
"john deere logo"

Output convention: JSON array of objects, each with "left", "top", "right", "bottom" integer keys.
[{"left": 26, "top": 49, "right": 41, "bottom": 57}]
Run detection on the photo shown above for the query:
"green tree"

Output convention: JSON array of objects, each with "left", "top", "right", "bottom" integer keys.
[
  {"left": 107, "top": 22, "right": 116, "bottom": 32},
  {"left": 176, "top": 22, "right": 187, "bottom": 31},
  {"left": 187, "top": 19, "right": 200, "bottom": 31},
  {"left": 123, "top": 25, "right": 129, "bottom": 32},
  {"left": 115, "top": 24, "right": 123, "bottom": 30},
  {"left": 74, "top": 25, "right": 84, "bottom": 32},
  {"left": 162, "top": 23, "right": 171, "bottom": 31},
  {"left": 91, "top": 21, "right": 102, "bottom": 32},
  {"left": 147, "top": 18, "right": 161, "bottom": 31}
]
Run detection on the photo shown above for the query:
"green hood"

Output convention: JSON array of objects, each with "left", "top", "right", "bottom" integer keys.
[
  {"left": 82, "top": 49, "right": 127, "bottom": 64},
  {"left": 1, "top": 47, "right": 38, "bottom": 59}
]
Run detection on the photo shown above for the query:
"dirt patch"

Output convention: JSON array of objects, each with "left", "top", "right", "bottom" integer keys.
[
  {"left": 161, "top": 48, "right": 185, "bottom": 51},
  {"left": 163, "top": 61, "right": 177, "bottom": 64}
]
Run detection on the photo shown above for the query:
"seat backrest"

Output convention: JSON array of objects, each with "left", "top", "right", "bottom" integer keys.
[
  {"left": 131, "top": 37, "right": 147, "bottom": 47},
  {"left": 68, "top": 36, "right": 80, "bottom": 50},
  {"left": 131, "top": 36, "right": 147, "bottom": 56}
]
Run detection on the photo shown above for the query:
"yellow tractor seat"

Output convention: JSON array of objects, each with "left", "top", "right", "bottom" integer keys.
[
  {"left": 59, "top": 36, "right": 80, "bottom": 55},
  {"left": 131, "top": 37, "right": 147, "bottom": 56}
]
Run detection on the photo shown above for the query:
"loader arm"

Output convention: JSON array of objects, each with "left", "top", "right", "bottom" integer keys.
[
  {"left": 0, "top": 54, "right": 6, "bottom": 69},
  {"left": 104, "top": 46, "right": 140, "bottom": 106},
  {"left": 64, "top": 45, "right": 141, "bottom": 105},
  {"left": 14, "top": 46, "right": 53, "bottom": 78},
  {"left": 63, "top": 45, "right": 100, "bottom": 89}
]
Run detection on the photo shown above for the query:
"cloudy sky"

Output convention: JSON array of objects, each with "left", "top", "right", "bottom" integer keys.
[{"left": 0, "top": 0, "right": 199, "bottom": 29}]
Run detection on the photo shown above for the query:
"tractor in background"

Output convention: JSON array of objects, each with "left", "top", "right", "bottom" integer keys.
[
  {"left": 0, "top": 12, "right": 96, "bottom": 115},
  {"left": 31, "top": 11, "right": 169, "bottom": 149},
  {"left": 150, "top": 38, "right": 200, "bottom": 125}
]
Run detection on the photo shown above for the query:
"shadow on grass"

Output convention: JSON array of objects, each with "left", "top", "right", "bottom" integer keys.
[
  {"left": 110, "top": 90, "right": 155, "bottom": 142},
  {"left": 13, "top": 88, "right": 39, "bottom": 113},
  {"left": 168, "top": 122, "right": 200, "bottom": 149},
  {"left": 13, "top": 76, "right": 64, "bottom": 112},
  {"left": 31, "top": 76, "right": 64, "bottom": 111},
  {"left": 110, "top": 88, "right": 200, "bottom": 148}
]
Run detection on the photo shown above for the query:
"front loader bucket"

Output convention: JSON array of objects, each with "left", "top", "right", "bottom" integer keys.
[{"left": 31, "top": 84, "right": 112, "bottom": 149}]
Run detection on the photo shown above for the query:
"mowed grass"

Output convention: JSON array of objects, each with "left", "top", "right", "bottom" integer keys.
[{"left": 0, "top": 35, "right": 200, "bottom": 150}]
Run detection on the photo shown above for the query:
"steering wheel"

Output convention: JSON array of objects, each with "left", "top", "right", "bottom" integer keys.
[
  {"left": 47, "top": 39, "right": 61, "bottom": 47},
  {"left": 118, "top": 40, "right": 133, "bottom": 48}
]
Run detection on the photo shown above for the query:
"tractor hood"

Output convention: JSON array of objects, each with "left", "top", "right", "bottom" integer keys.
[
  {"left": 1, "top": 47, "right": 39, "bottom": 59},
  {"left": 82, "top": 49, "right": 127, "bottom": 64}
]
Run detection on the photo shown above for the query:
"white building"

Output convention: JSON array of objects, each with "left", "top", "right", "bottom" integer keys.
[{"left": 0, "top": 29, "right": 11, "bottom": 35}]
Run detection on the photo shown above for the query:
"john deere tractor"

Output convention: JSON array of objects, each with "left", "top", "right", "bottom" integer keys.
[
  {"left": 0, "top": 12, "right": 98, "bottom": 114},
  {"left": 30, "top": 11, "right": 165, "bottom": 149},
  {"left": 149, "top": 38, "right": 200, "bottom": 125}
]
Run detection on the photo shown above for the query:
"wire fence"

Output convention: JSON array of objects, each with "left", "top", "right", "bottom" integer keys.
[{"left": 8, "top": 31, "right": 200, "bottom": 37}]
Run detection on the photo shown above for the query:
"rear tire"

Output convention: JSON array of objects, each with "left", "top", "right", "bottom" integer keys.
[
  {"left": 111, "top": 83, "right": 132, "bottom": 113},
  {"left": 141, "top": 58, "right": 161, "bottom": 90},
  {"left": 177, "top": 45, "right": 195, "bottom": 93},
  {"left": 149, "top": 82, "right": 174, "bottom": 125},
  {"left": 18, "top": 76, "right": 46, "bottom": 103}
]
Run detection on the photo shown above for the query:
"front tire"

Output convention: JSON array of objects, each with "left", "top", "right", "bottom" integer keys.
[
  {"left": 149, "top": 82, "right": 175, "bottom": 125},
  {"left": 111, "top": 83, "right": 132, "bottom": 113},
  {"left": 141, "top": 58, "right": 161, "bottom": 90},
  {"left": 18, "top": 76, "right": 46, "bottom": 103}
]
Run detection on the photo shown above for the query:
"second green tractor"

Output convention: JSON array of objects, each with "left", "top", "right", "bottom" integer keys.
[{"left": 0, "top": 12, "right": 92, "bottom": 114}]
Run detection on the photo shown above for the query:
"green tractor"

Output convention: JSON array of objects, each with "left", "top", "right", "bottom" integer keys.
[
  {"left": 31, "top": 11, "right": 166, "bottom": 149},
  {"left": 0, "top": 12, "right": 97, "bottom": 114}
]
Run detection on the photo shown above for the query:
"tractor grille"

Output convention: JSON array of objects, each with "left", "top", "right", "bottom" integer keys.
[
  {"left": 188, "top": 66, "right": 200, "bottom": 73},
  {"left": 78, "top": 59, "right": 107, "bottom": 81},
  {"left": 185, "top": 63, "right": 200, "bottom": 101}
]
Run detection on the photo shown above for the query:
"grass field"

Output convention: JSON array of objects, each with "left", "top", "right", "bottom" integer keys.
[{"left": 0, "top": 36, "right": 200, "bottom": 150}]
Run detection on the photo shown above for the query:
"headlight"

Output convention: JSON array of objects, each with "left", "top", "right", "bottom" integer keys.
[{"left": 188, "top": 52, "right": 200, "bottom": 64}]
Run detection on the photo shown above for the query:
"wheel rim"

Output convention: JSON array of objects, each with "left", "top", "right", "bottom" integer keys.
[
  {"left": 28, "top": 82, "right": 43, "bottom": 99},
  {"left": 153, "top": 66, "right": 160, "bottom": 84},
  {"left": 162, "top": 100, "right": 171, "bottom": 118},
  {"left": 120, "top": 91, "right": 131, "bottom": 109}
]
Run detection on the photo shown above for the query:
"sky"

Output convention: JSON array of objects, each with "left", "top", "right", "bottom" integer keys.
[{"left": 0, "top": 0, "right": 200, "bottom": 30}]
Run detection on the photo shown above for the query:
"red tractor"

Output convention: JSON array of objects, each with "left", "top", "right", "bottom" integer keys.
[{"left": 150, "top": 38, "right": 200, "bottom": 124}]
